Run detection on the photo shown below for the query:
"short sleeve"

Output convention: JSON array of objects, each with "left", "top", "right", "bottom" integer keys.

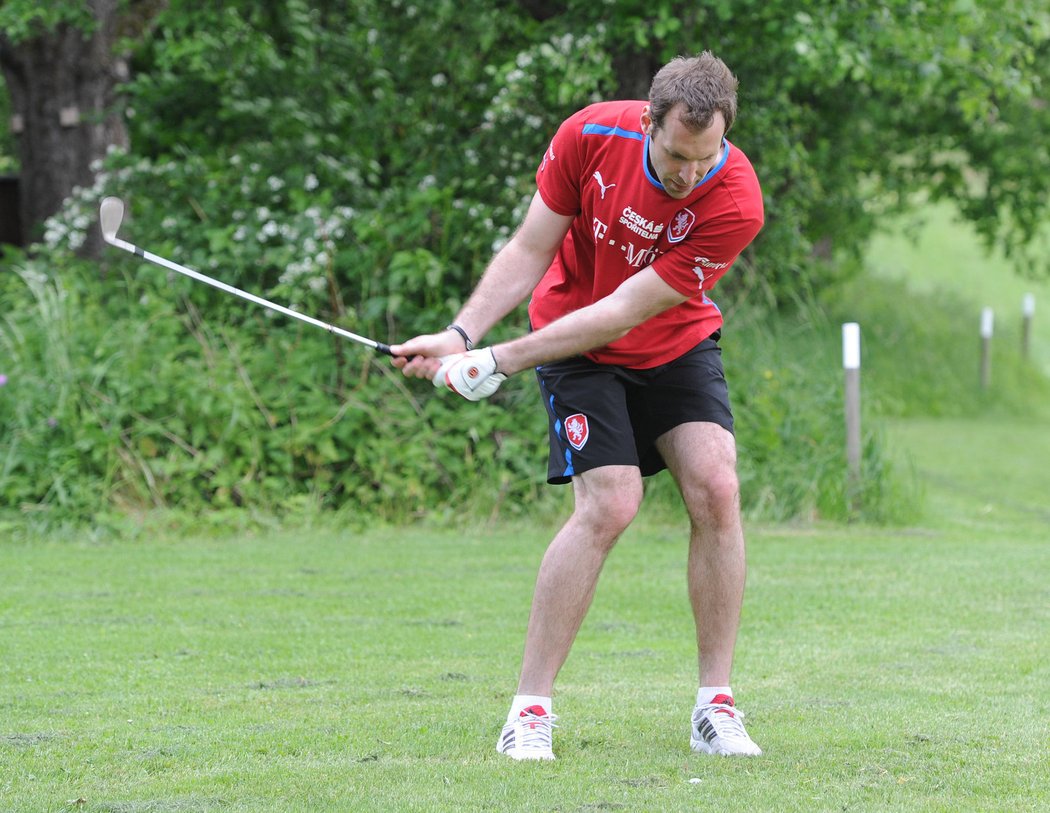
[
  {"left": 652, "top": 207, "right": 763, "bottom": 297},
  {"left": 535, "top": 113, "right": 585, "bottom": 217}
]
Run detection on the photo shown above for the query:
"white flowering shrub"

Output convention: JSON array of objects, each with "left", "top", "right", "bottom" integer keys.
[{"left": 0, "top": 0, "right": 570, "bottom": 526}]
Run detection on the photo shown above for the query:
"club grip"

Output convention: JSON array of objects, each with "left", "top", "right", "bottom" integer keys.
[{"left": 375, "top": 343, "right": 422, "bottom": 368}]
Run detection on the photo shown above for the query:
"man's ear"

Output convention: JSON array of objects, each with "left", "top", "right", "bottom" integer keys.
[{"left": 640, "top": 105, "right": 654, "bottom": 136}]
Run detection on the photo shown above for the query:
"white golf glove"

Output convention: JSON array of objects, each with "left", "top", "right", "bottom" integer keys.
[{"left": 433, "top": 348, "right": 507, "bottom": 401}]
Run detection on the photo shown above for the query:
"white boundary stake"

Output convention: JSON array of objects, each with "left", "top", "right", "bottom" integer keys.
[
  {"left": 842, "top": 322, "right": 861, "bottom": 511},
  {"left": 980, "top": 307, "right": 994, "bottom": 389},
  {"left": 1022, "top": 293, "right": 1035, "bottom": 361}
]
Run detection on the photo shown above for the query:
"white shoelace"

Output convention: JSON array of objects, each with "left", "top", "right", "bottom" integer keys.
[
  {"left": 516, "top": 711, "right": 558, "bottom": 750},
  {"left": 694, "top": 703, "right": 751, "bottom": 744}
]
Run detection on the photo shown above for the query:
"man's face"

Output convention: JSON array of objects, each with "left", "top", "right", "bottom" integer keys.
[{"left": 642, "top": 104, "right": 726, "bottom": 200}]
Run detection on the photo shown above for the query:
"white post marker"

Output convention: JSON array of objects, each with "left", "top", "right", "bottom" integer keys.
[
  {"left": 1022, "top": 293, "right": 1035, "bottom": 360},
  {"left": 842, "top": 322, "right": 862, "bottom": 512},
  {"left": 980, "top": 307, "right": 994, "bottom": 389}
]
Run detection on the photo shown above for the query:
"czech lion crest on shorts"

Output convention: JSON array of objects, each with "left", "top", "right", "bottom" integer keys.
[{"left": 564, "top": 413, "right": 590, "bottom": 450}]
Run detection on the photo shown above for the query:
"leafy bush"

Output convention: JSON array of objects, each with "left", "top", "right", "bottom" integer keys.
[
  {"left": 3, "top": 223, "right": 919, "bottom": 530},
  {"left": 16, "top": 0, "right": 1046, "bottom": 530},
  {"left": 0, "top": 248, "right": 554, "bottom": 529}
]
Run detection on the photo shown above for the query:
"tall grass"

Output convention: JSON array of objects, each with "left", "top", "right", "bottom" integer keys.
[
  {"left": 0, "top": 267, "right": 104, "bottom": 516},
  {"left": 725, "top": 300, "right": 918, "bottom": 524},
  {"left": 0, "top": 254, "right": 553, "bottom": 531},
  {"left": 5, "top": 199, "right": 1044, "bottom": 530},
  {"left": 823, "top": 276, "right": 1050, "bottom": 420},
  {"left": 2, "top": 248, "right": 911, "bottom": 530}
]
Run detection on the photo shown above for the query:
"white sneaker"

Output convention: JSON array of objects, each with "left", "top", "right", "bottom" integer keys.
[
  {"left": 496, "top": 704, "right": 557, "bottom": 761},
  {"left": 690, "top": 694, "right": 762, "bottom": 756}
]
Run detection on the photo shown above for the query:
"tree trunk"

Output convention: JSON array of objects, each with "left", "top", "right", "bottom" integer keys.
[
  {"left": 0, "top": 0, "right": 128, "bottom": 254},
  {"left": 611, "top": 51, "right": 662, "bottom": 102}
]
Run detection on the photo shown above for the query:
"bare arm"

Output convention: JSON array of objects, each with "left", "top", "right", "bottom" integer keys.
[
  {"left": 455, "top": 192, "right": 574, "bottom": 343},
  {"left": 392, "top": 192, "right": 572, "bottom": 374},
  {"left": 491, "top": 265, "right": 691, "bottom": 376}
]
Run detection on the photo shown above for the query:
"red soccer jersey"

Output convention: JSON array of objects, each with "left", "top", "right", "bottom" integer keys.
[{"left": 528, "top": 100, "right": 764, "bottom": 368}]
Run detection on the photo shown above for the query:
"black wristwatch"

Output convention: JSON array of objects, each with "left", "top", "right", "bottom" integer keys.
[{"left": 445, "top": 323, "right": 474, "bottom": 351}]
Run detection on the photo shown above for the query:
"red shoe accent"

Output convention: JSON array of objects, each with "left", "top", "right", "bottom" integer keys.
[
  {"left": 709, "top": 694, "right": 736, "bottom": 716},
  {"left": 520, "top": 705, "right": 549, "bottom": 728}
]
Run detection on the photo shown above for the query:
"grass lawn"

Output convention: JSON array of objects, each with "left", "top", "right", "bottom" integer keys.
[
  {"left": 4, "top": 200, "right": 1047, "bottom": 811},
  {"left": 2, "top": 413, "right": 1048, "bottom": 812},
  {"left": 867, "top": 202, "right": 1050, "bottom": 376}
]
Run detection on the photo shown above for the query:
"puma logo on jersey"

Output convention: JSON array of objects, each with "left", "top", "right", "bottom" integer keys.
[
  {"left": 540, "top": 142, "right": 556, "bottom": 172},
  {"left": 593, "top": 170, "right": 616, "bottom": 199}
]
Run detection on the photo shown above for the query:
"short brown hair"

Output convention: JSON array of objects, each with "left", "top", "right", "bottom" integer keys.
[{"left": 648, "top": 51, "right": 739, "bottom": 134}]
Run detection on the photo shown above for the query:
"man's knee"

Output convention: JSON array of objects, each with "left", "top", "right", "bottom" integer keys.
[
  {"left": 573, "top": 469, "right": 644, "bottom": 539},
  {"left": 681, "top": 466, "right": 741, "bottom": 527}
]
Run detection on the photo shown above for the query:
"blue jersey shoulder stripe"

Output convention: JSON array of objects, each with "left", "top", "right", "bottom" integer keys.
[{"left": 581, "top": 123, "right": 645, "bottom": 141}]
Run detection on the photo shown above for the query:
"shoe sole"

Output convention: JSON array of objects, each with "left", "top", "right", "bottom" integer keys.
[
  {"left": 690, "top": 737, "right": 762, "bottom": 757},
  {"left": 497, "top": 747, "right": 555, "bottom": 761}
]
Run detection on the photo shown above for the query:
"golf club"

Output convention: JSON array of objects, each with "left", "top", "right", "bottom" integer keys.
[{"left": 99, "top": 196, "right": 395, "bottom": 356}]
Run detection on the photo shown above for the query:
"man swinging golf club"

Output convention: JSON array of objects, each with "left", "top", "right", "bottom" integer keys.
[{"left": 394, "top": 51, "right": 764, "bottom": 760}]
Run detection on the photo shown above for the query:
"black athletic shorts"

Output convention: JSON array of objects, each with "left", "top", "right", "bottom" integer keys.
[{"left": 535, "top": 334, "right": 734, "bottom": 485}]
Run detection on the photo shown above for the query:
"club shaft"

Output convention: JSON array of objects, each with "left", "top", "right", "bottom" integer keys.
[{"left": 109, "top": 237, "right": 392, "bottom": 355}]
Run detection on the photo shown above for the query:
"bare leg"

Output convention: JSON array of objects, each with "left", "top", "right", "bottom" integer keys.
[
  {"left": 516, "top": 465, "right": 644, "bottom": 696},
  {"left": 656, "top": 422, "right": 746, "bottom": 687}
]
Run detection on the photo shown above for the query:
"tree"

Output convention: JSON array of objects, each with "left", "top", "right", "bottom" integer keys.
[
  {"left": 5, "top": 0, "right": 1047, "bottom": 525},
  {"left": 555, "top": 0, "right": 1050, "bottom": 285},
  {"left": 0, "top": 1, "right": 161, "bottom": 250},
  {"left": 10, "top": 0, "right": 1050, "bottom": 292}
]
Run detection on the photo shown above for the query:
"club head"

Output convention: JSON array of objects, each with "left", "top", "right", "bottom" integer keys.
[{"left": 99, "top": 197, "right": 125, "bottom": 242}]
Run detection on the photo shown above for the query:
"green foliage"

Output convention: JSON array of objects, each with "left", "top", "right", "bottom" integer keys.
[
  {"left": 4, "top": 0, "right": 1049, "bottom": 530},
  {"left": 3, "top": 212, "right": 918, "bottom": 527},
  {"left": 0, "top": 248, "right": 552, "bottom": 526},
  {"left": 114, "top": 0, "right": 567, "bottom": 338},
  {"left": 0, "top": 0, "right": 94, "bottom": 44},
  {"left": 3, "top": 220, "right": 916, "bottom": 529},
  {"left": 0, "top": 0, "right": 551, "bottom": 528},
  {"left": 542, "top": 0, "right": 1050, "bottom": 289}
]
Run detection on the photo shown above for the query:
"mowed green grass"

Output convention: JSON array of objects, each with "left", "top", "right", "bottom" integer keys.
[
  {"left": 4, "top": 202, "right": 1048, "bottom": 811},
  {"left": 3, "top": 413, "right": 1048, "bottom": 813}
]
